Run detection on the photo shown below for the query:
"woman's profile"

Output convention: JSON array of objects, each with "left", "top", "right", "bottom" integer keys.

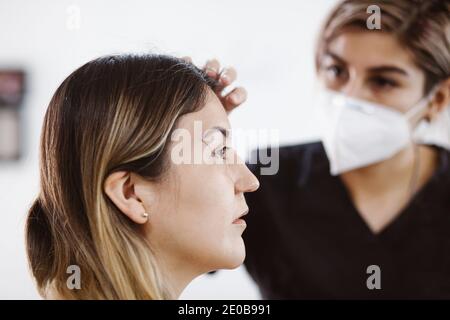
[{"left": 25, "top": 54, "right": 259, "bottom": 299}]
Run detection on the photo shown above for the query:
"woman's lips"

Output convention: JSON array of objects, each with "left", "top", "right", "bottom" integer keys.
[
  {"left": 232, "top": 218, "right": 247, "bottom": 225},
  {"left": 233, "top": 209, "right": 249, "bottom": 225}
]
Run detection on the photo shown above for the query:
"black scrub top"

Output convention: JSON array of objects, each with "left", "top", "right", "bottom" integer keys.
[{"left": 243, "top": 141, "right": 450, "bottom": 299}]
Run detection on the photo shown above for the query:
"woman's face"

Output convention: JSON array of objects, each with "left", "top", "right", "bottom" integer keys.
[
  {"left": 140, "top": 90, "right": 259, "bottom": 275},
  {"left": 318, "top": 29, "right": 427, "bottom": 113}
]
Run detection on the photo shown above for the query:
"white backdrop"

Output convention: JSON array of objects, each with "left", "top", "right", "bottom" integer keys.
[{"left": 0, "top": 0, "right": 337, "bottom": 299}]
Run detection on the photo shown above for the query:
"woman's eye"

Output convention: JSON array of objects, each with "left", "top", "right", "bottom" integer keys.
[
  {"left": 326, "top": 65, "right": 344, "bottom": 78},
  {"left": 213, "top": 146, "right": 229, "bottom": 159},
  {"left": 370, "top": 76, "right": 398, "bottom": 89}
]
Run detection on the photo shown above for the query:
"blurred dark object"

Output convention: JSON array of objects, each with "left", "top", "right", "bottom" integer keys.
[
  {"left": 0, "top": 69, "right": 25, "bottom": 161},
  {"left": 0, "top": 108, "right": 20, "bottom": 160},
  {"left": 0, "top": 70, "right": 25, "bottom": 106}
]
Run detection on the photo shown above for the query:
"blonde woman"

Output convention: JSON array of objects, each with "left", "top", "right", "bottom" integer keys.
[{"left": 26, "top": 54, "right": 259, "bottom": 299}]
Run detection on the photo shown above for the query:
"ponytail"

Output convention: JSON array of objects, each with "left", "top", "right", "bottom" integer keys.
[{"left": 25, "top": 198, "right": 54, "bottom": 295}]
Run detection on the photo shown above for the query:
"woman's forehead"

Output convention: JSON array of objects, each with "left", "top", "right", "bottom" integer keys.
[
  {"left": 326, "top": 31, "right": 419, "bottom": 72},
  {"left": 177, "top": 92, "right": 230, "bottom": 132}
]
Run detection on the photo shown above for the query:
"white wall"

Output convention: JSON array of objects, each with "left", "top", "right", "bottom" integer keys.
[{"left": 0, "top": 0, "right": 337, "bottom": 299}]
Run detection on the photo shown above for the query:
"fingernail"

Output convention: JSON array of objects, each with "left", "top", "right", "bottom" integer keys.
[
  {"left": 206, "top": 67, "right": 217, "bottom": 75},
  {"left": 221, "top": 74, "right": 229, "bottom": 83}
]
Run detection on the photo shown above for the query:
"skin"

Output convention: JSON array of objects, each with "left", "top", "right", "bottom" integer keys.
[
  {"left": 104, "top": 89, "right": 259, "bottom": 298},
  {"left": 318, "top": 29, "right": 450, "bottom": 234}
]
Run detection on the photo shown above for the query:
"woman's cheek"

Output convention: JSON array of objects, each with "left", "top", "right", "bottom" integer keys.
[{"left": 174, "top": 164, "right": 237, "bottom": 245}]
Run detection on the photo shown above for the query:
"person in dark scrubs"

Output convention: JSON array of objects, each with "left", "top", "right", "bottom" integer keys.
[{"left": 239, "top": 0, "right": 450, "bottom": 299}]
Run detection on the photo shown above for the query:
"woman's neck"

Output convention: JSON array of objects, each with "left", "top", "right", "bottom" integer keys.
[
  {"left": 339, "top": 144, "right": 439, "bottom": 233},
  {"left": 156, "top": 251, "right": 204, "bottom": 299},
  {"left": 341, "top": 143, "right": 439, "bottom": 197}
]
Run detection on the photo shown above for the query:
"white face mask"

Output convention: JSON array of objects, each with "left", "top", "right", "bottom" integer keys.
[{"left": 317, "top": 89, "right": 450, "bottom": 176}]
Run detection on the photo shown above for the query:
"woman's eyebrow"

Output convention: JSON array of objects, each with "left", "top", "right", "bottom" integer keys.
[
  {"left": 367, "top": 66, "right": 409, "bottom": 77},
  {"left": 325, "top": 50, "right": 409, "bottom": 77},
  {"left": 324, "top": 51, "right": 347, "bottom": 65}
]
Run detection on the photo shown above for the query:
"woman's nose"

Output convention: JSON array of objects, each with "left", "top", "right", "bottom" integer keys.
[
  {"left": 342, "top": 78, "right": 361, "bottom": 97},
  {"left": 342, "top": 78, "right": 371, "bottom": 101},
  {"left": 234, "top": 160, "right": 260, "bottom": 194}
]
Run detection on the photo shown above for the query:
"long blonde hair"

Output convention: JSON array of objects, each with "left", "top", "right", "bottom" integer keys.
[{"left": 26, "top": 54, "right": 217, "bottom": 299}]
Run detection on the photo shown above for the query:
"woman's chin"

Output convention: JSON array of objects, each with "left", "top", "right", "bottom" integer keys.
[
  {"left": 222, "top": 241, "right": 246, "bottom": 269},
  {"left": 200, "top": 237, "right": 247, "bottom": 271}
]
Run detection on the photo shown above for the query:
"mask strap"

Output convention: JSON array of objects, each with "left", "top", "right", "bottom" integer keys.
[{"left": 405, "top": 85, "right": 440, "bottom": 120}]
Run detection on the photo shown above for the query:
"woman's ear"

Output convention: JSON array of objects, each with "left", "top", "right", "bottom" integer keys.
[
  {"left": 104, "top": 171, "right": 150, "bottom": 224},
  {"left": 427, "top": 78, "right": 450, "bottom": 121}
]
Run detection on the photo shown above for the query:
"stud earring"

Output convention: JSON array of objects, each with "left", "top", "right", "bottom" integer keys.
[{"left": 141, "top": 212, "right": 149, "bottom": 219}]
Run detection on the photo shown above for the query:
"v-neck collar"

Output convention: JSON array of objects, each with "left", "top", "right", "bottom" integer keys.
[{"left": 332, "top": 146, "right": 449, "bottom": 240}]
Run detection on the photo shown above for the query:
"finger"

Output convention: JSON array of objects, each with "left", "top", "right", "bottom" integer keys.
[
  {"left": 180, "top": 56, "right": 193, "bottom": 64},
  {"left": 223, "top": 87, "right": 247, "bottom": 112},
  {"left": 218, "top": 67, "right": 237, "bottom": 87},
  {"left": 203, "top": 59, "right": 221, "bottom": 79},
  {"left": 213, "top": 67, "right": 237, "bottom": 94}
]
